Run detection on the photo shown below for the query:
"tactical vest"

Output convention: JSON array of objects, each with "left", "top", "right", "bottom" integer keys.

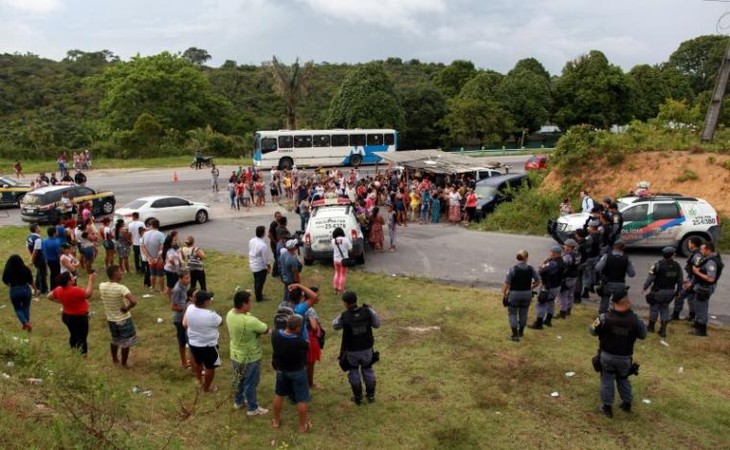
[
  {"left": 653, "top": 259, "right": 681, "bottom": 290},
  {"left": 685, "top": 250, "right": 701, "bottom": 276},
  {"left": 341, "top": 306, "right": 375, "bottom": 352},
  {"left": 542, "top": 257, "right": 565, "bottom": 289},
  {"left": 599, "top": 310, "right": 641, "bottom": 356},
  {"left": 587, "top": 232, "right": 601, "bottom": 257},
  {"left": 697, "top": 254, "right": 724, "bottom": 286},
  {"left": 564, "top": 251, "right": 580, "bottom": 278},
  {"left": 603, "top": 253, "right": 629, "bottom": 283},
  {"left": 510, "top": 264, "right": 533, "bottom": 291}
]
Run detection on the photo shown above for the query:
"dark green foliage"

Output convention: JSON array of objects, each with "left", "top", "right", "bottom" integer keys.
[
  {"left": 668, "top": 35, "right": 729, "bottom": 95},
  {"left": 399, "top": 83, "right": 447, "bottom": 150},
  {"left": 431, "top": 60, "right": 478, "bottom": 97}
]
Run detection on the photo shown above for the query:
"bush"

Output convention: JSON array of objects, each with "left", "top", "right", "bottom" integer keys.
[{"left": 675, "top": 169, "right": 699, "bottom": 182}]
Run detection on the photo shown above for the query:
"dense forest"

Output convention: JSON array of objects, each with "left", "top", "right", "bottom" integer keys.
[{"left": 0, "top": 34, "right": 727, "bottom": 160}]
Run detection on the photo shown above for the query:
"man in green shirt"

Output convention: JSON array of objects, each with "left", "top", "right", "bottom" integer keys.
[{"left": 226, "top": 290, "right": 269, "bottom": 414}]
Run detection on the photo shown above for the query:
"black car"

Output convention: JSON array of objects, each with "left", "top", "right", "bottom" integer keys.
[
  {"left": 0, "top": 176, "right": 32, "bottom": 207},
  {"left": 473, "top": 173, "right": 529, "bottom": 221},
  {"left": 20, "top": 184, "right": 116, "bottom": 223}
]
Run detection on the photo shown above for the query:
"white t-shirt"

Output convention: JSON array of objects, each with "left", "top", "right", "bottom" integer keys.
[
  {"left": 185, "top": 305, "right": 222, "bottom": 347},
  {"left": 332, "top": 236, "right": 352, "bottom": 262},
  {"left": 248, "top": 236, "right": 270, "bottom": 273},
  {"left": 128, "top": 220, "right": 145, "bottom": 246}
]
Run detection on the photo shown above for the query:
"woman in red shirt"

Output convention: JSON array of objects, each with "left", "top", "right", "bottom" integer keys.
[
  {"left": 47, "top": 271, "right": 96, "bottom": 355},
  {"left": 465, "top": 188, "right": 478, "bottom": 223}
]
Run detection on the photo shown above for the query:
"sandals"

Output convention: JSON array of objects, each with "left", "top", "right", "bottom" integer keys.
[{"left": 299, "top": 421, "right": 312, "bottom": 433}]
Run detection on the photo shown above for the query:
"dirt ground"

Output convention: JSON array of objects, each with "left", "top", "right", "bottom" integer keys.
[{"left": 543, "top": 150, "right": 730, "bottom": 216}]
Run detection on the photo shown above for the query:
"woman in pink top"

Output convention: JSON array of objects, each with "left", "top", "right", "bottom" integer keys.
[{"left": 465, "top": 189, "right": 478, "bottom": 222}]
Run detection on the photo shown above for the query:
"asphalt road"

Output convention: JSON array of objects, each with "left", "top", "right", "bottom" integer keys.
[{"left": 2, "top": 159, "right": 726, "bottom": 325}]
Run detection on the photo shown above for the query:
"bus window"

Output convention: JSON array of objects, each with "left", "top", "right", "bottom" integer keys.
[
  {"left": 332, "top": 135, "right": 349, "bottom": 147},
  {"left": 294, "top": 135, "right": 312, "bottom": 148},
  {"left": 261, "top": 138, "right": 277, "bottom": 153},
  {"left": 350, "top": 134, "right": 366, "bottom": 146},
  {"left": 279, "top": 135, "right": 293, "bottom": 148},
  {"left": 367, "top": 134, "right": 383, "bottom": 146},
  {"left": 313, "top": 135, "right": 330, "bottom": 147},
  {"left": 384, "top": 133, "right": 395, "bottom": 145}
]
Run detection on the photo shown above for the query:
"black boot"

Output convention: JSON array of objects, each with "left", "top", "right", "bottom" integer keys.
[
  {"left": 671, "top": 310, "right": 680, "bottom": 321},
  {"left": 684, "top": 312, "right": 696, "bottom": 322},
  {"left": 567, "top": 308, "right": 572, "bottom": 316},
  {"left": 559, "top": 310, "right": 567, "bottom": 319},
  {"left": 619, "top": 402, "right": 632, "bottom": 413},
  {"left": 600, "top": 404, "right": 613, "bottom": 418},
  {"left": 647, "top": 320, "right": 656, "bottom": 333},
  {"left": 581, "top": 288, "right": 590, "bottom": 299},
  {"left": 658, "top": 321, "right": 667, "bottom": 338},
  {"left": 518, "top": 326, "right": 525, "bottom": 337},
  {"left": 510, "top": 327, "right": 520, "bottom": 342},
  {"left": 544, "top": 314, "right": 553, "bottom": 327},
  {"left": 691, "top": 323, "right": 708, "bottom": 337},
  {"left": 528, "top": 318, "right": 544, "bottom": 330},
  {"left": 351, "top": 383, "right": 363, "bottom": 405},
  {"left": 365, "top": 382, "right": 376, "bottom": 403}
]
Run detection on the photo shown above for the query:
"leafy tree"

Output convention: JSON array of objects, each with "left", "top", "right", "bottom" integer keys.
[
  {"left": 655, "top": 98, "right": 702, "bottom": 127},
  {"left": 668, "top": 35, "right": 729, "bottom": 95},
  {"left": 432, "top": 60, "right": 478, "bottom": 97},
  {"left": 553, "top": 50, "right": 633, "bottom": 128},
  {"left": 441, "top": 97, "right": 513, "bottom": 148},
  {"left": 628, "top": 64, "right": 694, "bottom": 121},
  {"left": 270, "top": 56, "right": 314, "bottom": 130},
  {"left": 511, "top": 57, "right": 551, "bottom": 81},
  {"left": 458, "top": 71, "right": 503, "bottom": 101},
  {"left": 182, "top": 47, "right": 212, "bottom": 66},
  {"left": 325, "top": 63, "right": 405, "bottom": 130},
  {"left": 399, "top": 83, "right": 447, "bottom": 149},
  {"left": 497, "top": 65, "right": 552, "bottom": 136}
]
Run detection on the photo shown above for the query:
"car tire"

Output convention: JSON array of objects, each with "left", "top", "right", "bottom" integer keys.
[
  {"left": 679, "top": 234, "right": 706, "bottom": 257},
  {"left": 195, "top": 210, "right": 209, "bottom": 224},
  {"left": 350, "top": 154, "right": 363, "bottom": 167},
  {"left": 279, "top": 157, "right": 293, "bottom": 170},
  {"left": 101, "top": 200, "right": 114, "bottom": 215}
]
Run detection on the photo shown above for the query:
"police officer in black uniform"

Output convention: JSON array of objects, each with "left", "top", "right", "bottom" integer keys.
[
  {"left": 594, "top": 240, "right": 636, "bottom": 314},
  {"left": 558, "top": 238, "right": 581, "bottom": 319},
  {"left": 673, "top": 236, "right": 703, "bottom": 321},
  {"left": 590, "top": 290, "right": 647, "bottom": 418},
  {"left": 502, "top": 250, "right": 541, "bottom": 342},
  {"left": 608, "top": 202, "right": 623, "bottom": 245},
  {"left": 581, "top": 221, "right": 602, "bottom": 299},
  {"left": 642, "top": 247, "right": 683, "bottom": 338},
  {"left": 529, "top": 246, "right": 563, "bottom": 330}
]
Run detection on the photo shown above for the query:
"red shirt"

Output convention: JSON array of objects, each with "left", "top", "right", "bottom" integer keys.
[
  {"left": 466, "top": 193, "right": 478, "bottom": 208},
  {"left": 52, "top": 286, "right": 89, "bottom": 315}
]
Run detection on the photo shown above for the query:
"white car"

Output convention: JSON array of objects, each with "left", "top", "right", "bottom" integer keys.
[
  {"left": 301, "top": 198, "right": 366, "bottom": 265},
  {"left": 114, "top": 196, "right": 210, "bottom": 227},
  {"left": 548, "top": 194, "right": 721, "bottom": 256}
]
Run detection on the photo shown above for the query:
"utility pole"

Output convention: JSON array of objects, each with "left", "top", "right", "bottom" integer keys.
[{"left": 701, "top": 40, "right": 730, "bottom": 142}]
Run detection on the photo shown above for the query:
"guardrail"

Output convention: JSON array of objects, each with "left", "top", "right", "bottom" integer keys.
[{"left": 448, "top": 147, "right": 556, "bottom": 157}]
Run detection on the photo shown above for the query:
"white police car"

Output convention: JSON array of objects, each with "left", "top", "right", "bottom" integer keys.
[
  {"left": 301, "top": 198, "right": 365, "bottom": 266},
  {"left": 548, "top": 194, "right": 721, "bottom": 256}
]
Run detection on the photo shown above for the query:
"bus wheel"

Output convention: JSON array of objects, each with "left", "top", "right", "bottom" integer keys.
[
  {"left": 279, "top": 157, "right": 293, "bottom": 170},
  {"left": 350, "top": 154, "right": 362, "bottom": 167}
]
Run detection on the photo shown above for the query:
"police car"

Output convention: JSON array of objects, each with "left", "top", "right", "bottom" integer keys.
[
  {"left": 548, "top": 194, "right": 721, "bottom": 256},
  {"left": 301, "top": 198, "right": 366, "bottom": 266},
  {"left": 0, "top": 176, "right": 32, "bottom": 207},
  {"left": 20, "top": 184, "right": 116, "bottom": 223}
]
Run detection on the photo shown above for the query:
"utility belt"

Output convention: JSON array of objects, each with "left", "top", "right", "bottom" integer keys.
[{"left": 592, "top": 350, "right": 640, "bottom": 379}]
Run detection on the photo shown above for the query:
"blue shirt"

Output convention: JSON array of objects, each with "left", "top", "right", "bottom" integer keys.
[
  {"left": 43, "top": 236, "right": 61, "bottom": 262},
  {"left": 279, "top": 251, "right": 300, "bottom": 284},
  {"left": 293, "top": 303, "right": 310, "bottom": 342}
]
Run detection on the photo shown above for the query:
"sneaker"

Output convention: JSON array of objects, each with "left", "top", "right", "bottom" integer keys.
[
  {"left": 247, "top": 406, "right": 269, "bottom": 416},
  {"left": 234, "top": 402, "right": 244, "bottom": 410}
]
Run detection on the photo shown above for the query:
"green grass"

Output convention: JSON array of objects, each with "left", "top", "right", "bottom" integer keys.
[
  {"left": 0, "top": 226, "right": 729, "bottom": 449},
  {"left": 1, "top": 156, "right": 252, "bottom": 175}
]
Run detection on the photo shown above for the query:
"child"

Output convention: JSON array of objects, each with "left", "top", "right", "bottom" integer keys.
[{"left": 387, "top": 203, "right": 397, "bottom": 252}]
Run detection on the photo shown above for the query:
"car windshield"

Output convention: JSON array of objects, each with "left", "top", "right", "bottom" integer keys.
[
  {"left": 474, "top": 185, "right": 499, "bottom": 199},
  {"left": 121, "top": 199, "right": 148, "bottom": 209},
  {"left": 617, "top": 201, "right": 630, "bottom": 211}
]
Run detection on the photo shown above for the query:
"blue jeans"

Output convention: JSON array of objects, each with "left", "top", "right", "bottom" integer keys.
[
  {"left": 10, "top": 285, "right": 32, "bottom": 325},
  {"left": 232, "top": 359, "right": 261, "bottom": 410}
]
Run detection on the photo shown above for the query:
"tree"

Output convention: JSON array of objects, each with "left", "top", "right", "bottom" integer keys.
[
  {"left": 441, "top": 97, "right": 514, "bottom": 148},
  {"left": 270, "top": 56, "right": 314, "bottom": 130},
  {"left": 399, "top": 83, "right": 447, "bottom": 149},
  {"left": 458, "top": 71, "right": 503, "bottom": 101},
  {"left": 325, "top": 63, "right": 405, "bottom": 130},
  {"left": 432, "top": 60, "right": 478, "bottom": 97},
  {"left": 511, "top": 57, "right": 551, "bottom": 81},
  {"left": 628, "top": 64, "right": 694, "bottom": 121},
  {"left": 553, "top": 50, "right": 633, "bottom": 128},
  {"left": 497, "top": 65, "right": 552, "bottom": 138},
  {"left": 182, "top": 47, "right": 212, "bottom": 66},
  {"left": 668, "top": 35, "right": 729, "bottom": 95}
]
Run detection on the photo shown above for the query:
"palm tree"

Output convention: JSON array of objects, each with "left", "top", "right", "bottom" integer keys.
[{"left": 270, "top": 56, "right": 314, "bottom": 130}]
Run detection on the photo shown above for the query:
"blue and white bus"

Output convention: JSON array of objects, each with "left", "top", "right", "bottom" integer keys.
[{"left": 253, "top": 129, "right": 398, "bottom": 169}]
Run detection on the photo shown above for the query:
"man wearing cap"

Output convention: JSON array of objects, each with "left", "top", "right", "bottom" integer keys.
[
  {"left": 557, "top": 239, "right": 581, "bottom": 319},
  {"left": 530, "top": 246, "right": 564, "bottom": 329},
  {"left": 271, "top": 314, "right": 311, "bottom": 432},
  {"left": 642, "top": 247, "right": 683, "bottom": 338},
  {"left": 581, "top": 221, "right": 602, "bottom": 299},
  {"left": 590, "top": 291, "right": 647, "bottom": 418},
  {"left": 673, "top": 236, "right": 703, "bottom": 322},
  {"left": 689, "top": 242, "right": 722, "bottom": 337},
  {"left": 502, "top": 250, "right": 541, "bottom": 341},
  {"left": 278, "top": 239, "right": 301, "bottom": 307},
  {"left": 594, "top": 240, "right": 636, "bottom": 314},
  {"left": 183, "top": 290, "right": 222, "bottom": 392}
]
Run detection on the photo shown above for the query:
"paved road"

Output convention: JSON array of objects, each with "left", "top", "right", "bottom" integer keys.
[{"left": 2, "top": 161, "right": 726, "bottom": 325}]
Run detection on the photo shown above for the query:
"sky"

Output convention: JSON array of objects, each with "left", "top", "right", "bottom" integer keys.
[{"left": 0, "top": 0, "right": 727, "bottom": 75}]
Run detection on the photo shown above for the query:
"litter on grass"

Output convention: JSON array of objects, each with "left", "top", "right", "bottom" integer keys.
[
  {"left": 551, "top": 392, "right": 560, "bottom": 398},
  {"left": 642, "top": 399, "right": 652, "bottom": 404},
  {"left": 0, "top": 304, "right": 6, "bottom": 308},
  {"left": 1, "top": 373, "right": 10, "bottom": 379},
  {"left": 678, "top": 367, "right": 684, "bottom": 374},
  {"left": 660, "top": 340, "right": 670, "bottom": 347},
  {"left": 557, "top": 336, "right": 563, "bottom": 340},
  {"left": 156, "top": 318, "right": 164, "bottom": 323},
  {"left": 142, "top": 294, "right": 154, "bottom": 298},
  {"left": 404, "top": 326, "right": 441, "bottom": 334},
  {"left": 565, "top": 372, "right": 576, "bottom": 377}
]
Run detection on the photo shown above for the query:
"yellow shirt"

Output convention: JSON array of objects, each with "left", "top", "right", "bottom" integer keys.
[{"left": 99, "top": 282, "right": 132, "bottom": 323}]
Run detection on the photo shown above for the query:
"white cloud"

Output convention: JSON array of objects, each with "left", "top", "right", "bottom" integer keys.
[
  {"left": 300, "top": 0, "right": 446, "bottom": 32},
  {"left": 1, "top": 0, "right": 61, "bottom": 13}
]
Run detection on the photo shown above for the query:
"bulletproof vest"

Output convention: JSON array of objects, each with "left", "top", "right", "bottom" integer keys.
[
  {"left": 541, "top": 257, "right": 564, "bottom": 289},
  {"left": 587, "top": 232, "right": 601, "bottom": 257},
  {"left": 653, "top": 259, "right": 681, "bottom": 290},
  {"left": 564, "top": 251, "right": 580, "bottom": 278},
  {"left": 341, "top": 306, "right": 375, "bottom": 352},
  {"left": 599, "top": 310, "right": 641, "bottom": 356},
  {"left": 684, "top": 250, "right": 701, "bottom": 276},
  {"left": 698, "top": 254, "right": 724, "bottom": 286},
  {"left": 602, "top": 253, "right": 629, "bottom": 283},
  {"left": 510, "top": 264, "right": 533, "bottom": 291}
]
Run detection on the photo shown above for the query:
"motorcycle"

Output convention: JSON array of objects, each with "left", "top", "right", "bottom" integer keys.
[{"left": 191, "top": 155, "right": 214, "bottom": 169}]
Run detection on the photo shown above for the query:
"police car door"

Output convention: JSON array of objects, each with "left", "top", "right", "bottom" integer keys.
[
  {"left": 650, "top": 201, "right": 683, "bottom": 247},
  {"left": 618, "top": 203, "right": 650, "bottom": 248}
]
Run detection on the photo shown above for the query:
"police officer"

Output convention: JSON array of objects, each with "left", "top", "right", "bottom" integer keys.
[
  {"left": 573, "top": 229, "right": 588, "bottom": 303},
  {"left": 690, "top": 242, "right": 722, "bottom": 337},
  {"left": 502, "top": 250, "right": 541, "bottom": 341},
  {"left": 594, "top": 240, "right": 636, "bottom": 314},
  {"left": 642, "top": 247, "right": 683, "bottom": 338},
  {"left": 581, "top": 220, "right": 602, "bottom": 299},
  {"left": 332, "top": 291, "right": 381, "bottom": 404},
  {"left": 529, "top": 246, "right": 563, "bottom": 330},
  {"left": 608, "top": 203, "right": 623, "bottom": 245},
  {"left": 598, "top": 212, "right": 613, "bottom": 254},
  {"left": 673, "top": 236, "right": 702, "bottom": 321},
  {"left": 558, "top": 239, "right": 581, "bottom": 319},
  {"left": 590, "top": 290, "right": 647, "bottom": 418}
]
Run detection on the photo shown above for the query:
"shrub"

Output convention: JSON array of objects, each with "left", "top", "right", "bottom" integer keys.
[{"left": 675, "top": 169, "right": 699, "bottom": 182}]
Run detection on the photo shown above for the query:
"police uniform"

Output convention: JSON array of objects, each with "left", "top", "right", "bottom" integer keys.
[
  {"left": 594, "top": 242, "right": 636, "bottom": 314},
  {"left": 691, "top": 253, "right": 721, "bottom": 336},
  {"left": 590, "top": 299, "right": 647, "bottom": 417},
  {"left": 558, "top": 239, "right": 581, "bottom": 318},
  {"left": 582, "top": 225, "right": 602, "bottom": 297},
  {"left": 504, "top": 262, "right": 540, "bottom": 341},
  {"left": 673, "top": 248, "right": 702, "bottom": 321},
  {"left": 643, "top": 247, "right": 683, "bottom": 338},
  {"left": 530, "top": 246, "right": 564, "bottom": 329}
]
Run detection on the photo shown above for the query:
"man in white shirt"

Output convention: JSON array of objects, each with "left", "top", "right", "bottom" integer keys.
[
  {"left": 580, "top": 190, "right": 595, "bottom": 214},
  {"left": 127, "top": 212, "right": 145, "bottom": 274},
  {"left": 140, "top": 219, "right": 165, "bottom": 292},
  {"left": 249, "top": 226, "right": 271, "bottom": 303},
  {"left": 183, "top": 290, "right": 222, "bottom": 392}
]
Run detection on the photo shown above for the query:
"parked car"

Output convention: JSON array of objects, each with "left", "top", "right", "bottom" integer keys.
[
  {"left": 548, "top": 194, "right": 721, "bottom": 256},
  {"left": 470, "top": 167, "right": 505, "bottom": 181},
  {"left": 473, "top": 173, "right": 529, "bottom": 221},
  {"left": 301, "top": 198, "right": 365, "bottom": 266},
  {"left": 21, "top": 184, "right": 116, "bottom": 223},
  {"left": 114, "top": 196, "right": 210, "bottom": 228},
  {"left": 0, "top": 176, "right": 32, "bottom": 207},
  {"left": 524, "top": 154, "right": 548, "bottom": 171}
]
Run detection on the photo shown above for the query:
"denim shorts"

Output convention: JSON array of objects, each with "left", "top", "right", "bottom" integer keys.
[
  {"left": 275, "top": 368, "right": 311, "bottom": 403},
  {"left": 173, "top": 321, "right": 187, "bottom": 347},
  {"left": 108, "top": 318, "right": 137, "bottom": 348}
]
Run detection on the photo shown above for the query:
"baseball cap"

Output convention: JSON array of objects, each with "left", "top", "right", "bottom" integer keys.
[
  {"left": 550, "top": 245, "right": 562, "bottom": 253},
  {"left": 563, "top": 239, "right": 578, "bottom": 248},
  {"left": 285, "top": 239, "right": 299, "bottom": 250}
]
